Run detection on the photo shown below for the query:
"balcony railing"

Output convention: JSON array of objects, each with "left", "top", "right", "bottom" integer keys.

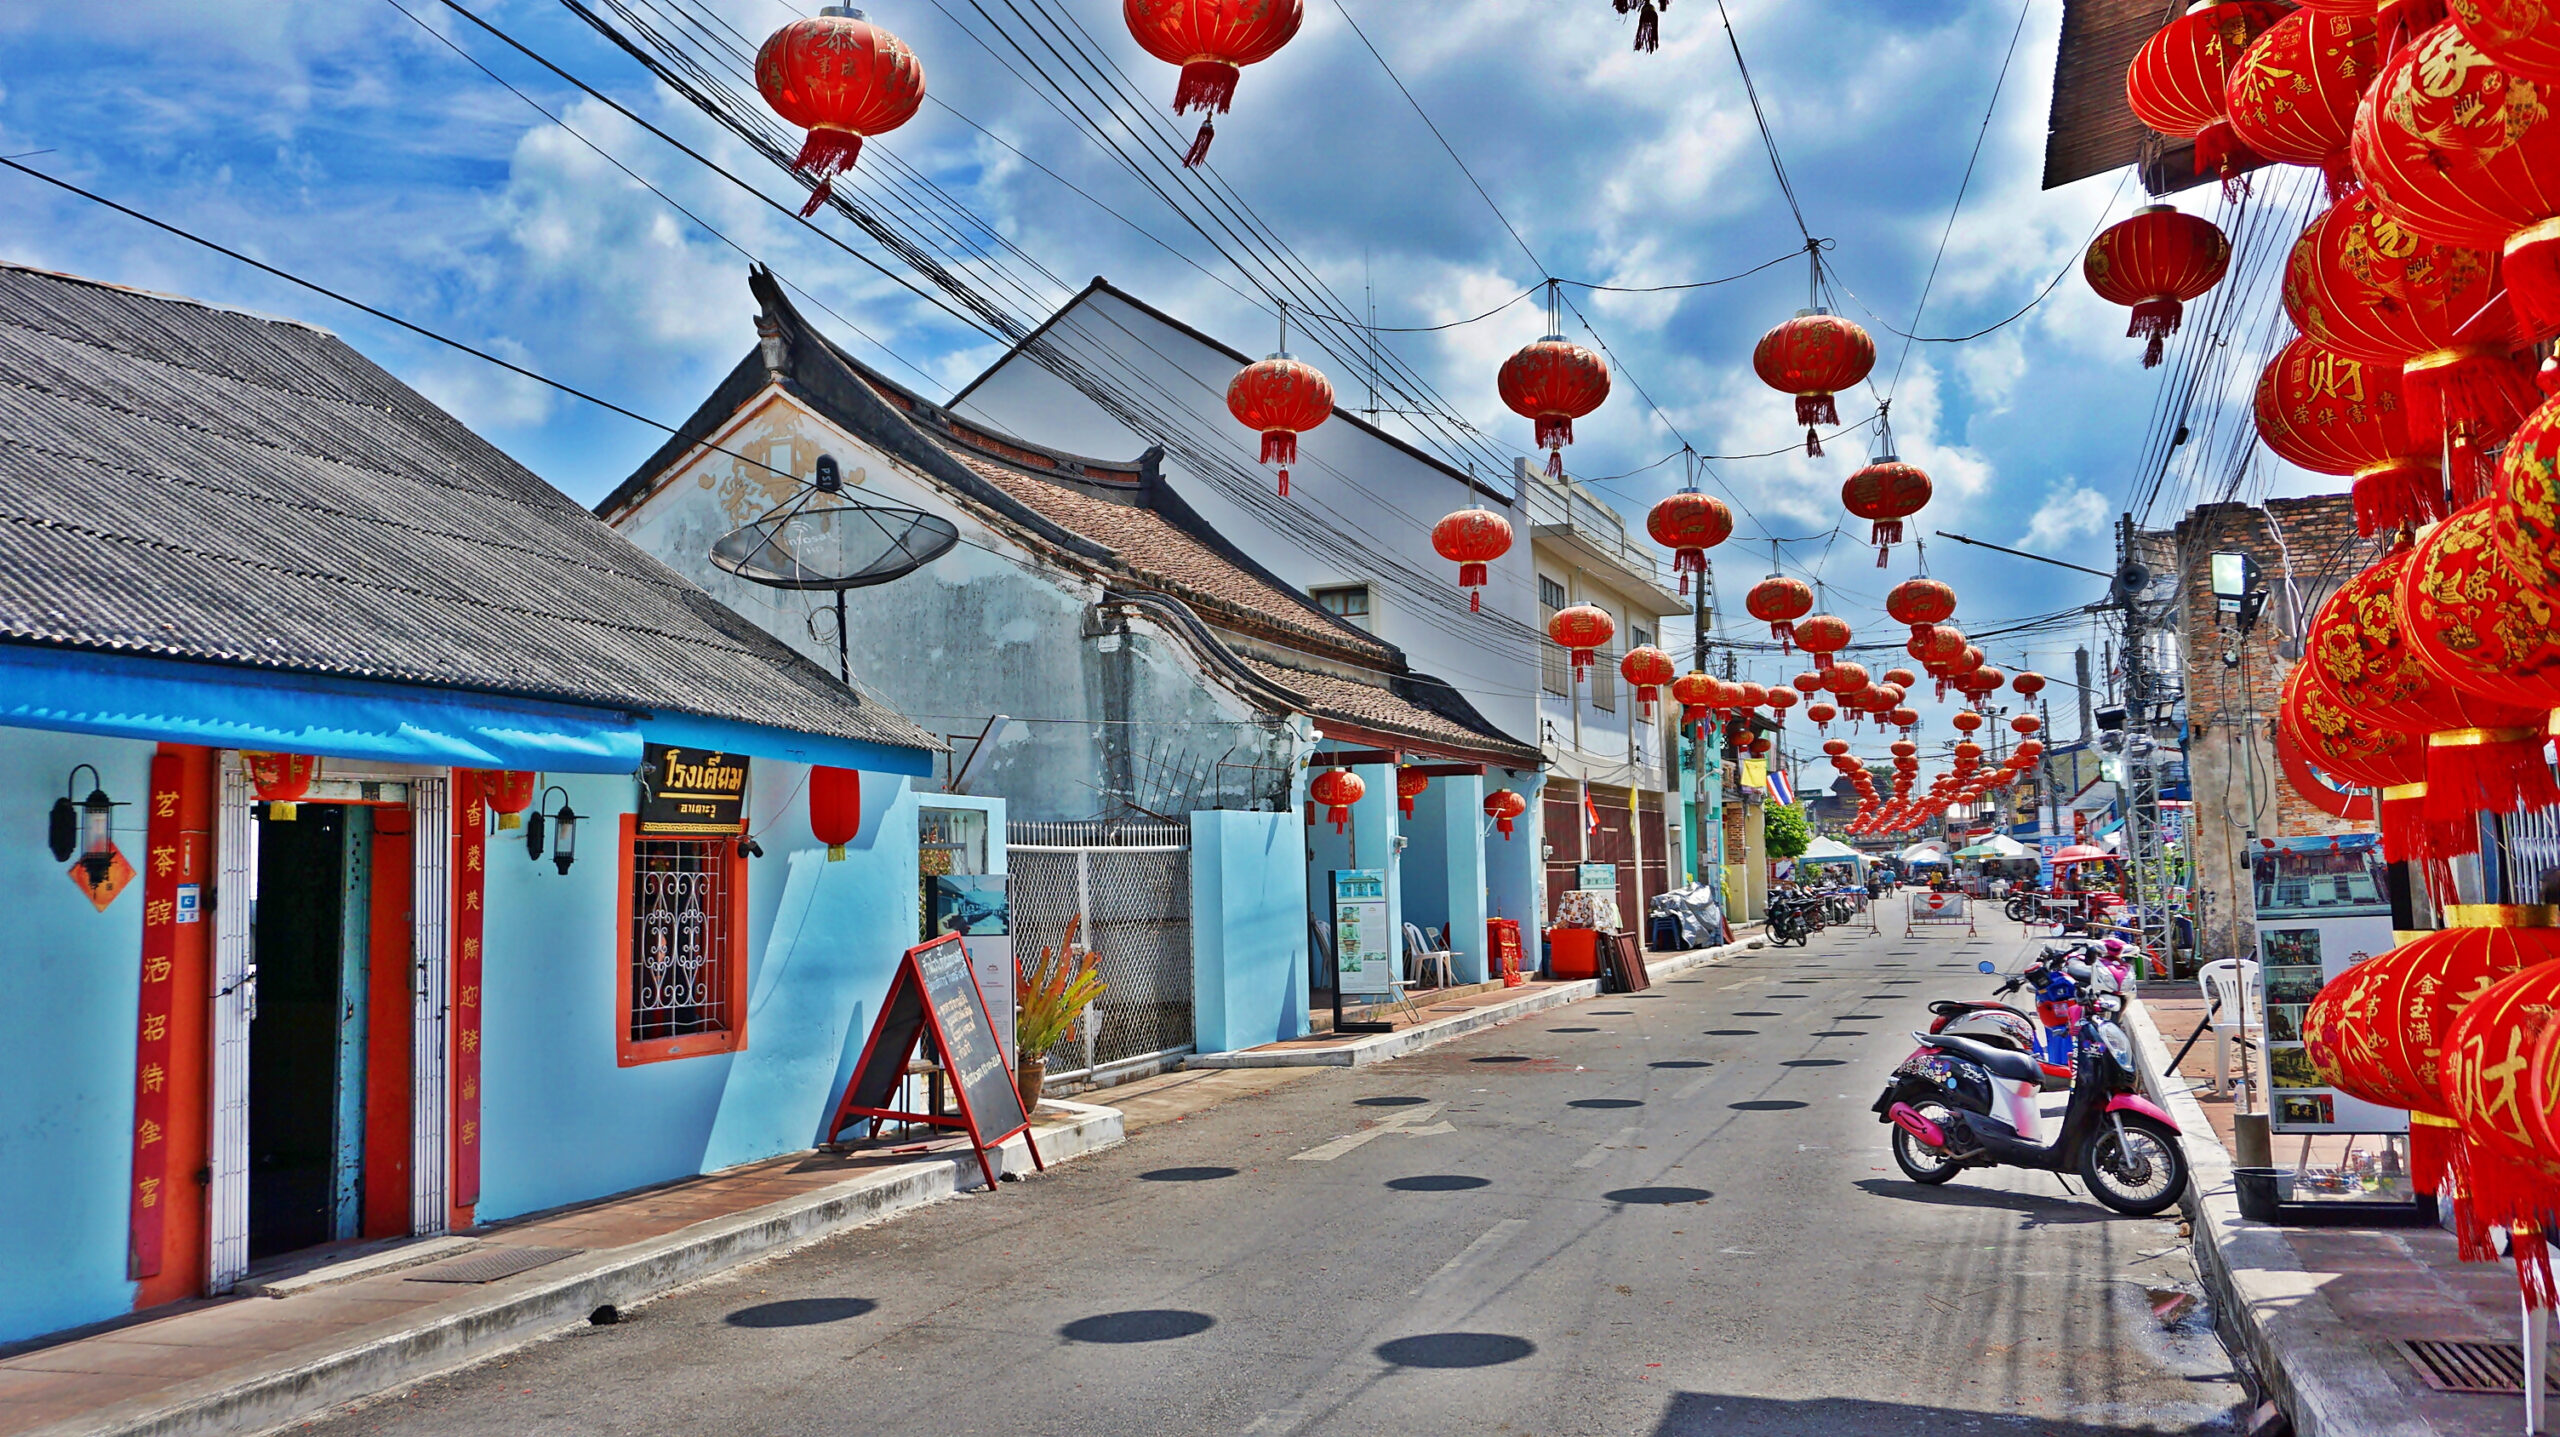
[{"left": 1528, "top": 479, "right": 1668, "bottom": 589}]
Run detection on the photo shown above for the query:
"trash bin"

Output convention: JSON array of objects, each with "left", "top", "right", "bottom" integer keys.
[
  {"left": 2233, "top": 1167, "right": 2287, "bottom": 1223},
  {"left": 1548, "top": 927, "right": 1601, "bottom": 980}
]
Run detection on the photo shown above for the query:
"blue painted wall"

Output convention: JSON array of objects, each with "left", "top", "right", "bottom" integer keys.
[
  {"left": 1486, "top": 771, "right": 1545, "bottom": 933},
  {"left": 1190, "top": 811, "right": 1308, "bottom": 1053},
  {"left": 476, "top": 763, "right": 922, "bottom": 1222},
  {"left": 0, "top": 728, "right": 152, "bottom": 1344}
]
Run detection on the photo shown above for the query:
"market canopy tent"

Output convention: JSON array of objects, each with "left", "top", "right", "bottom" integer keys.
[
  {"left": 1800, "top": 837, "right": 1866, "bottom": 869},
  {"left": 1952, "top": 835, "right": 2031, "bottom": 860},
  {"left": 1898, "top": 843, "right": 1950, "bottom": 867}
]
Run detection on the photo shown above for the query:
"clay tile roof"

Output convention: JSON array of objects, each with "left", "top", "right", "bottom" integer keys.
[{"left": 1242, "top": 657, "right": 1541, "bottom": 766}]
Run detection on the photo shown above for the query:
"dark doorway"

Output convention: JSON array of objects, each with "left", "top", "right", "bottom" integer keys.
[{"left": 249, "top": 803, "right": 369, "bottom": 1259}]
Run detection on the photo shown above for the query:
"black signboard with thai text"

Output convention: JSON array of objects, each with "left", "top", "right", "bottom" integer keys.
[
  {"left": 639, "top": 743, "right": 749, "bottom": 836},
  {"left": 825, "top": 935, "right": 1039, "bottom": 1190}
]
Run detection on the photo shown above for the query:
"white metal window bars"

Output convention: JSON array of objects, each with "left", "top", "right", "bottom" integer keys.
[
  {"left": 409, "top": 774, "right": 451, "bottom": 1237},
  {"left": 632, "top": 839, "right": 730, "bottom": 1041}
]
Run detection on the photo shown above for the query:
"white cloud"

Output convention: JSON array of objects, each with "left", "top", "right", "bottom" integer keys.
[{"left": 2019, "top": 482, "right": 2112, "bottom": 552}]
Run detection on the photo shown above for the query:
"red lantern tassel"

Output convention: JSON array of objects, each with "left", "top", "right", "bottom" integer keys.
[
  {"left": 1772, "top": 621, "right": 1795, "bottom": 650},
  {"left": 1173, "top": 61, "right": 1239, "bottom": 115},
  {"left": 2319, "top": 151, "right": 2360, "bottom": 203},
  {"left": 2379, "top": 783, "right": 2465, "bottom": 904},
  {"left": 2505, "top": 219, "right": 2560, "bottom": 342},
  {"left": 1634, "top": 0, "right": 1660, "bottom": 51},
  {"left": 1458, "top": 561, "right": 1487, "bottom": 589},
  {"left": 791, "top": 127, "right": 866, "bottom": 218},
  {"left": 2423, "top": 727, "right": 2560, "bottom": 823},
  {"left": 1262, "top": 431, "right": 1296, "bottom": 466},
  {"left": 2405, "top": 345, "right": 2538, "bottom": 501},
  {"left": 1183, "top": 115, "right": 1215, "bottom": 168},
  {"left": 1871, "top": 520, "right": 1901, "bottom": 565},
  {"left": 1326, "top": 804, "right": 1349, "bottom": 834},
  {"left": 2128, "top": 297, "right": 2183, "bottom": 368},
  {"left": 1277, "top": 467, "right": 1290, "bottom": 497},
  {"left": 1795, "top": 392, "right": 1840, "bottom": 429},
  {"left": 2351, "top": 458, "right": 2443, "bottom": 537},
  {"left": 1674, "top": 549, "right": 1704, "bottom": 596}
]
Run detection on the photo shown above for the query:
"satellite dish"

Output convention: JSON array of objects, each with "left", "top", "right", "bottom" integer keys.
[{"left": 710, "top": 475, "right": 959, "bottom": 683}]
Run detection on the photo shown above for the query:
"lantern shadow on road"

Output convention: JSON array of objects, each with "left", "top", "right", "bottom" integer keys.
[
  {"left": 1060, "top": 1310, "right": 1217, "bottom": 1344},
  {"left": 1355, "top": 1096, "right": 1428, "bottom": 1107},
  {"left": 724, "top": 1297, "right": 877, "bottom": 1328},
  {"left": 1375, "top": 1333, "right": 1537, "bottom": 1368},
  {"left": 1386, "top": 1174, "right": 1490, "bottom": 1192},
  {"left": 1569, "top": 1098, "right": 1643, "bottom": 1109},
  {"left": 1140, "top": 1166, "right": 1237, "bottom": 1182},
  {"left": 1603, "top": 1186, "right": 1713, "bottom": 1205}
]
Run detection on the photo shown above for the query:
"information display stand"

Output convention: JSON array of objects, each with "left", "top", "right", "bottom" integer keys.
[{"left": 826, "top": 934, "right": 1042, "bottom": 1190}]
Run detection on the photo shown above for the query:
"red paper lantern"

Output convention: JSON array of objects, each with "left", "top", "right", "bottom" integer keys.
[
  {"left": 756, "top": 9, "right": 927, "bottom": 217},
  {"left": 483, "top": 770, "right": 537, "bottom": 831},
  {"left": 1822, "top": 662, "right": 1871, "bottom": 697},
  {"left": 2354, "top": 23, "right": 2560, "bottom": 336},
  {"left": 2403, "top": 496, "right": 2560, "bottom": 712},
  {"left": 1396, "top": 768, "right": 1431, "bottom": 819},
  {"left": 1747, "top": 574, "right": 1815, "bottom": 648},
  {"left": 1805, "top": 702, "right": 1838, "bottom": 733},
  {"left": 2085, "top": 205, "right": 2234, "bottom": 366},
  {"left": 1125, "top": 0, "right": 1305, "bottom": 166},
  {"left": 2255, "top": 336, "right": 2438, "bottom": 535},
  {"left": 2442, "top": 960, "right": 2560, "bottom": 1239},
  {"left": 1671, "top": 671, "right": 1720, "bottom": 731},
  {"left": 2225, "top": 9, "right": 2378, "bottom": 197},
  {"left": 244, "top": 753, "right": 318, "bottom": 819},
  {"left": 2279, "top": 661, "right": 2454, "bottom": 876},
  {"left": 1484, "top": 787, "right": 1528, "bottom": 838},
  {"left": 1548, "top": 603, "right": 1617, "bottom": 683},
  {"left": 2127, "top": 1, "right": 2286, "bottom": 184},
  {"left": 1431, "top": 507, "right": 1514, "bottom": 612},
  {"left": 1841, "top": 455, "right": 1933, "bottom": 564},
  {"left": 1792, "top": 671, "right": 1826, "bottom": 696},
  {"left": 810, "top": 765, "right": 862, "bottom": 860},
  {"left": 1951, "top": 711, "right": 1984, "bottom": 733},
  {"left": 1889, "top": 706, "right": 1919, "bottom": 730},
  {"left": 2010, "top": 670, "right": 2047, "bottom": 701},
  {"left": 1751, "top": 309, "right": 1877, "bottom": 457},
  {"left": 1793, "top": 614, "right": 1852, "bottom": 671},
  {"left": 1309, "top": 767, "right": 1365, "bottom": 833},
  {"left": 1822, "top": 738, "right": 1850, "bottom": 757},
  {"left": 2307, "top": 539, "right": 2557, "bottom": 824},
  {"left": 2489, "top": 389, "right": 2560, "bottom": 620},
  {"left": 1884, "top": 577, "right": 1957, "bottom": 641},
  {"left": 1228, "top": 352, "right": 1333, "bottom": 497},
  {"left": 1764, "top": 687, "right": 1797, "bottom": 720},
  {"left": 1731, "top": 680, "right": 1770, "bottom": 711},
  {"left": 2448, "top": 0, "right": 2560, "bottom": 84},
  {"left": 1621, "top": 645, "right": 1677, "bottom": 716},
  {"left": 1501, "top": 326, "right": 1611, "bottom": 478},
  {"left": 1647, "top": 491, "right": 1733, "bottom": 595}
]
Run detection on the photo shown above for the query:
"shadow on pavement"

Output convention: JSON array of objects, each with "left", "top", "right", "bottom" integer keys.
[
  {"left": 1603, "top": 1186, "right": 1713, "bottom": 1205},
  {"left": 1650, "top": 1391, "right": 2210, "bottom": 1434},
  {"left": 1140, "top": 1166, "right": 1238, "bottom": 1182},
  {"left": 724, "top": 1297, "right": 877, "bottom": 1328},
  {"left": 1375, "top": 1333, "right": 1536, "bottom": 1368},
  {"left": 1386, "top": 1174, "right": 1490, "bottom": 1192},
  {"left": 1059, "top": 1310, "right": 1216, "bottom": 1343},
  {"left": 1849, "top": 1177, "right": 2119, "bottom": 1223}
]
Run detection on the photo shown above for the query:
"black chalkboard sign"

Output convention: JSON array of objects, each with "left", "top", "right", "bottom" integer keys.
[{"left": 826, "top": 935, "right": 1040, "bottom": 1190}]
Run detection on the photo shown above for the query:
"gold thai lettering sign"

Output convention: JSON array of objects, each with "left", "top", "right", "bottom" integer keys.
[{"left": 639, "top": 744, "right": 751, "bottom": 836}]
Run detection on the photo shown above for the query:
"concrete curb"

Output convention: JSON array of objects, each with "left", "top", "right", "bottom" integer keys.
[
  {"left": 1186, "top": 936, "right": 1763, "bottom": 1070},
  {"left": 30, "top": 1102, "right": 1124, "bottom": 1437},
  {"left": 2124, "top": 1000, "right": 2434, "bottom": 1437}
]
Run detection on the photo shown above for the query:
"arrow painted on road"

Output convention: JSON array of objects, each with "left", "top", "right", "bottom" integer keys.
[{"left": 1289, "top": 1104, "right": 1447, "bottom": 1161}]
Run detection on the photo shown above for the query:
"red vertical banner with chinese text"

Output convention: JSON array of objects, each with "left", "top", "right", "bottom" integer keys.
[
  {"left": 128, "top": 752, "right": 186, "bottom": 1278},
  {"left": 453, "top": 772, "right": 486, "bottom": 1215}
]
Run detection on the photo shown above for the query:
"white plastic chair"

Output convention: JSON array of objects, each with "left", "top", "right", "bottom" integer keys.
[
  {"left": 1404, "top": 922, "right": 1457, "bottom": 992},
  {"left": 2196, "top": 959, "right": 2261, "bottom": 1098}
]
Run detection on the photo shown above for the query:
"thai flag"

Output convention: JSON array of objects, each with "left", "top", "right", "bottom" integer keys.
[
  {"left": 1768, "top": 770, "right": 1795, "bottom": 806},
  {"left": 1585, "top": 791, "right": 1601, "bottom": 836}
]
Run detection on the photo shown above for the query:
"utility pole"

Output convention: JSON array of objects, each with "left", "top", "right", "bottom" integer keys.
[
  {"left": 2114, "top": 512, "right": 2172, "bottom": 974},
  {"left": 1692, "top": 559, "right": 1722, "bottom": 894}
]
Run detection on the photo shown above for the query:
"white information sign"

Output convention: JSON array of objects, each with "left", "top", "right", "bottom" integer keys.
[{"left": 1332, "top": 869, "right": 1394, "bottom": 998}]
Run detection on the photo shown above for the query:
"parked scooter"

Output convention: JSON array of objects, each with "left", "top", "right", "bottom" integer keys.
[{"left": 1872, "top": 970, "right": 2188, "bottom": 1215}]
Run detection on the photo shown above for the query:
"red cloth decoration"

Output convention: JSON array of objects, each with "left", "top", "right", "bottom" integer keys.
[
  {"left": 1547, "top": 604, "right": 1616, "bottom": 682},
  {"left": 1431, "top": 507, "right": 1514, "bottom": 611},
  {"left": 1228, "top": 353, "right": 1333, "bottom": 497},
  {"left": 1841, "top": 458, "right": 1933, "bottom": 564},
  {"left": 1500, "top": 336, "right": 1611, "bottom": 477},
  {"left": 1751, "top": 309, "right": 1876, "bottom": 456},
  {"left": 1124, "top": 0, "right": 1305, "bottom": 166},
  {"left": 2225, "top": 9, "right": 2378, "bottom": 197},
  {"left": 2127, "top": 2, "right": 2286, "bottom": 185},
  {"left": 2086, "top": 206, "right": 2234, "bottom": 366},
  {"left": 1747, "top": 574, "right": 1815, "bottom": 648},
  {"left": 242, "top": 753, "right": 317, "bottom": 805},
  {"left": 755, "top": 10, "right": 926, "bottom": 216},
  {"left": 809, "top": 765, "right": 861, "bottom": 859},
  {"left": 2253, "top": 335, "right": 2439, "bottom": 535},
  {"left": 1309, "top": 768, "right": 1364, "bottom": 834},
  {"left": 1646, "top": 492, "right": 1733, "bottom": 595}
]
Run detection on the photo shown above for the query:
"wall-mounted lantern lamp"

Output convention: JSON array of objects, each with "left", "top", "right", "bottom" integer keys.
[
  {"left": 525, "top": 785, "right": 580, "bottom": 875},
  {"left": 48, "top": 765, "right": 121, "bottom": 885}
]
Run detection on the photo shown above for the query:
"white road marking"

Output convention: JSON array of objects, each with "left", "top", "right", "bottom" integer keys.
[
  {"left": 1411, "top": 1218, "right": 1530, "bottom": 1295},
  {"left": 1672, "top": 1071, "right": 1719, "bottom": 1101},
  {"left": 1574, "top": 1125, "right": 1644, "bottom": 1169},
  {"left": 1289, "top": 1103, "right": 1446, "bottom": 1161},
  {"left": 1238, "top": 1411, "right": 1305, "bottom": 1434}
]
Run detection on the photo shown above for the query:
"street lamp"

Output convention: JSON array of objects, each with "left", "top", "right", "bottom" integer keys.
[
  {"left": 525, "top": 785, "right": 580, "bottom": 876},
  {"left": 47, "top": 765, "right": 120, "bottom": 885},
  {"left": 2210, "top": 551, "right": 2267, "bottom": 633}
]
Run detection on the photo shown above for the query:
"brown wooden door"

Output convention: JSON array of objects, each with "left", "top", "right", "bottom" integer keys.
[
  {"left": 1638, "top": 792, "right": 1670, "bottom": 918},
  {"left": 1587, "top": 785, "right": 1639, "bottom": 931},
  {"left": 1544, "top": 788, "right": 1582, "bottom": 923}
]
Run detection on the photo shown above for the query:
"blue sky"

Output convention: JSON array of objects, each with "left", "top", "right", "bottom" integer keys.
[{"left": 0, "top": 0, "right": 2329, "bottom": 735}]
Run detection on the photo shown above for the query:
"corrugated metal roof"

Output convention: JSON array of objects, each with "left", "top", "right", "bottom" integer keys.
[
  {"left": 0, "top": 262, "right": 939, "bottom": 756},
  {"left": 2043, "top": 0, "right": 2221, "bottom": 195}
]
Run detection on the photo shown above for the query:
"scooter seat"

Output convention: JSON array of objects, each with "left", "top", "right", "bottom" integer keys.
[{"left": 1925, "top": 1030, "right": 2050, "bottom": 1085}]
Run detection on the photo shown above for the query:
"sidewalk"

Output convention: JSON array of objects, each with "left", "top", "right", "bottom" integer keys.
[
  {"left": 2131, "top": 991, "right": 2534, "bottom": 1437},
  {"left": 0, "top": 1102, "right": 1121, "bottom": 1437},
  {"left": 1188, "top": 928, "right": 1765, "bottom": 1069}
]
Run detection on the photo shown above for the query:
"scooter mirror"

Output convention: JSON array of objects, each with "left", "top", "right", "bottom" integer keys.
[{"left": 1977, "top": 960, "right": 1997, "bottom": 974}]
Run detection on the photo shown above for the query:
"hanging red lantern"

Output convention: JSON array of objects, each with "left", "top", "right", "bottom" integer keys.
[
  {"left": 1431, "top": 507, "right": 1514, "bottom": 612},
  {"left": 1885, "top": 577, "right": 1957, "bottom": 642},
  {"left": 1888, "top": 706, "right": 1919, "bottom": 730},
  {"left": 1751, "top": 309, "right": 1877, "bottom": 457},
  {"left": 1908, "top": 624, "right": 1967, "bottom": 669},
  {"left": 1396, "top": 768, "right": 1431, "bottom": 819},
  {"left": 2488, "top": 389, "right": 2560, "bottom": 634},
  {"left": 1484, "top": 787, "right": 1528, "bottom": 839},
  {"left": 1821, "top": 662, "right": 1871, "bottom": 697},
  {"left": 2254, "top": 335, "right": 2439, "bottom": 535},
  {"left": 1792, "top": 670, "right": 1826, "bottom": 696},
  {"left": 1793, "top": 614, "right": 1852, "bottom": 672},
  {"left": 1841, "top": 453, "right": 1933, "bottom": 565},
  {"left": 2355, "top": 23, "right": 2560, "bottom": 337},
  {"left": 2010, "top": 670, "right": 2047, "bottom": 701},
  {"left": 1621, "top": 645, "right": 1676, "bottom": 717},
  {"left": 2441, "top": 961, "right": 2560, "bottom": 1245},
  {"left": 483, "top": 770, "right": 537, "bottom": 831},
  {"left": 1501, "top": 297, "right": 1611, "bottom": 478},
  {"left": 2012, "top": 714, "right": 2042, "bottom": 737},
  {"left": 810, "top": 765, "right": 862, "bottom": 860},
  {"left": 1805, "top": 702, "right": 1838, "bottom": 734},
  {"left": 1309, "top": 767, "right": 1365, "bottom": 834},
  {"left": 1671, "top": 671, "right": 1720, "bottom": 732},
  {"left": 2402, "top": 495, "right": 2560, "bottom": 712},
  {"left": 244, "top": 752, "right": 318, "bottom": 819},
  {"left": 1764, "top": 687, "right": 1797, "bottom": 723},
  {"left": 2279, "top": 661, "right": 2455, "bottom": 881},
  {"left": 1731, "top": 680, "right": 1769, "bottom": 711},
  {"left": 2306, "top": 539, "right": 2558, "bottom": 825},
  {"left": 756, "top": 8, "right": 927, "bottom": 217},
  {"left": 1748, "top": 574, "right": 1815, "bottom": 648},
  {"left": 1647, "top": 491, "right": 1733, "bottom": 596},
  {"left": 1548, "top": 603, "right": 1617, "bottom": 683},
  {"left": 1228, "top": 349, "right": 1333, "bottom": 498},
  {"left": 1951, "top": 711, "right": 1984, "bottom": 733},
  {"left": 1124, "top": 0, "right": 1305, "bottom": 166},
  {"left": 2127, "top": 1, "right": 2286, "bottom": 185},
  {"left": 2085, "top": 206, "right": 2235, "bottom": 367},
  {"left": 1822, "top": 738, "right": 1851, "bottom": 757},
  {"left": 2225, "top": 9, "right": 2378, "bottom": 198},
  {"left": 2448, "top": 0, "right": 2560, "bottom": 83}
]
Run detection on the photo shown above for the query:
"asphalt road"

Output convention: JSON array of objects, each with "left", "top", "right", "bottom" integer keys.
[{"left": 312, "top": 915, "right": 2243, "bottom": 1436}]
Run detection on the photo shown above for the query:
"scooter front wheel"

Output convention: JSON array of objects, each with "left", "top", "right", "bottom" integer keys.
[
  {"left": 2080, "top": 1115, "right": 2188, "bottom": 1216},
  {"left": 1891, "top": 1102, "right": 1961, "bottom": 1186}
]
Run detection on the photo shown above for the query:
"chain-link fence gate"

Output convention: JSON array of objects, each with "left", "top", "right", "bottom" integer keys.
[{"left": 1007, "top": 820, "right": 1193, "bottom": 1084}]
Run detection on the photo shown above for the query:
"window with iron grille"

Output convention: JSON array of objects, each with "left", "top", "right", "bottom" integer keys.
[
  {"left": 617, "top": 817, "right": 749, "bottom": 1065},
  {"left": 1539, "top": 574, "right": 1568, "bottom": 696}
]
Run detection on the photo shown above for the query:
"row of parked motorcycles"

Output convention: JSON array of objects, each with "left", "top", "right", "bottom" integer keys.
[
  {"left": 1869, "top": 940, "right": 2191, "bottom": 1215},
  {"left": 1765, "top": 885, "right": 1862, "bottom": 946}
]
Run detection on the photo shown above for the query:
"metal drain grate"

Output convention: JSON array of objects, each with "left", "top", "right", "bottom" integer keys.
[
  {"left": 404, "top": 1245, "right": 581, "bottom": 1285},
  {"left": 2394, "top": 1339, "right": 2560, "bottom": 1394}
]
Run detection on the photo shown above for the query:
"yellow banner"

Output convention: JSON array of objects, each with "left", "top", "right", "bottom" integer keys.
[{"left": 1741, "top": 758, "right": 1769, "bottom": 789}]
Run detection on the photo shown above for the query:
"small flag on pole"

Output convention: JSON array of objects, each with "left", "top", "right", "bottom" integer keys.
[
  {"left": 1767, "top": 769, "right": 1796, "bottom": 805},
  {"left": 1584, "top": 791, "right": 1601, "bottom": 836}
]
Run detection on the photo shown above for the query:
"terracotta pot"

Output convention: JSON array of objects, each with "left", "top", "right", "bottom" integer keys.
[{"left": 1016, "top": 1057, "right": 1046, "bottom": 1115}]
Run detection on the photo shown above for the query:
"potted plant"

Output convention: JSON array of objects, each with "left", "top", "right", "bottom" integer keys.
[{"left": 1015, "top": 915, "right": 1104, "bottom": 1113}]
